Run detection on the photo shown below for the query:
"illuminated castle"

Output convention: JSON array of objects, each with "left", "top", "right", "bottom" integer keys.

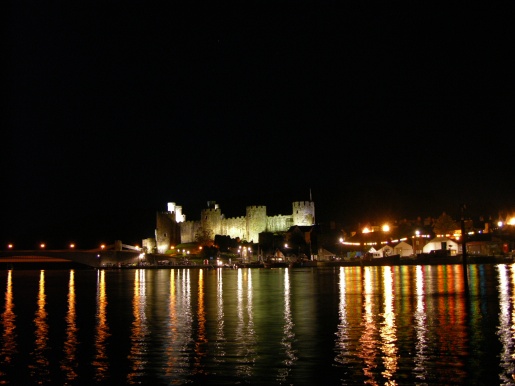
[{"left": 152, "top": 200, "right": 315, "bottom": 253}]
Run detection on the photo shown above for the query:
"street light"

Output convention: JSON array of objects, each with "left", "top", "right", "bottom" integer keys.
[{"left": 339, "top": 237, "right": 344, "bottom": 259}]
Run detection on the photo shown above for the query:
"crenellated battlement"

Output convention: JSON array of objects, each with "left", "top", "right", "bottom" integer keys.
[
  {"left": 292, "top": 201, "right": 315, "bottom": 226},
  {"left": 155, "top": 198, "right": 315, "bottom": 249},
  {"left": 293, "top": 201, "right": 315, "bottom": 208},
  {"left": 201, "top": 207, "right": 222, "bottom": 215},
  {"left": 246, "top": 205, "right": 266, "bottom": 211}
]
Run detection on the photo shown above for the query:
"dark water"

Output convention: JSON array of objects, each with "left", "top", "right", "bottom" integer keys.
[{"left": 0, "top": 264, "right": 514, "bottom": 385}]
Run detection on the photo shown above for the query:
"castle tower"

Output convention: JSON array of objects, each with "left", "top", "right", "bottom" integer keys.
[
  {"left": 166, "top": 202, "right": 185, "bottom": 222},
  {"left": 155, "top": 211, "right": 181, "bottom": 253},
  {"left": 292, "top": 201, "right": 315, "bottom": 226},
  {"left": 246, "top": 206, "right": 267, "bottom": 242},
  {"left": 201, "top": 201, "right": 223, "bottom": 237}
]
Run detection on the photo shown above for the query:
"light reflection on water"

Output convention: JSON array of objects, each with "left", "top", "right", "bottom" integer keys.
[
  {"left": 93, "top": 269, "right": 110, "bottom": 381},
  {"left": 279, "top": 267, "right": 297, "bottom": 382},
  {"left": 61, "top": 269, "right": 78, "bottom": 382},
  {"left": 413, "top": 265, "right": 429, "bottom": 382},
  {"left": 235, "top": 266, "right": 256, "bottom": 379},
  {"left": 30, "top": 270, "right": 50, "bottom": 383},
  {"left": 497, "top": 264, "right": 515, "bottom": 384},
  {"left": 0, "top": 270, "right": 17, "bottom": 377},
  {"left": 0, "top": 265, "right": 514, "bottom": 385},
  {"left": 127, "top": 269, "right": 149, "bottom": 384},
  {"left": 380, "top": 267, "right": 398, "bottom": 382}
]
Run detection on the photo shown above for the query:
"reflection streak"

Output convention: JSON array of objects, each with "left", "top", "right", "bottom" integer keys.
[
  {"left": 380, "top": 267, "right": 398, "bottom": 382},
  {"left": 277, "top": 268, "right": 296, "bottom": 383},
  {"left": 235, "top": 268, "right": 256, "bottom": 378},
  {"left": 165, "top": 269, "right": 190, "bottom": 378},
  {"left": 127, "top": 269, "right": 149, "bottom": 384},
  {"left": 93, "top": 269, "right": 110, "bottom": 381},
  {"left": 29, "top": 270, "right": 50, "bottom": 382},
  {"left": 168, "top": 269, "right": 193, "bottom": 377},
  {"left": 182, "top": 269, "right": 193, "bottom": 366},
  {"left": 61, "top": 270, "right": 79, "bottom": 382},
  {"left": 496, "top": 264, "right": 515, "bottom": 383},
  {"left": 359, "top": 267, "right": 378, "bottom": 384},
  {"left": 0, "top": 270, "right": 17, "bottom": 380},
  {"left": 193, "top": 269, "right": 207, "bottom": 375},
  {"left": 214, "top": 267, "right": 226, "bottom": 363},
  {"left": 334, "top": 267, "right": 349, "bottom": 366},
  {"left": 165, "top": 270, "right": 176, "bottom": 376},
  {"left": 413, "top": 265, "right": 428, "bottom": 381},
  {"left": 1, "top": 270, "right": 17, "bottom": 360}
]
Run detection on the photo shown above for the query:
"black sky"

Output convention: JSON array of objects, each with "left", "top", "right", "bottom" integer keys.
[{"left": 5, "top": 2, "right": 515, "bottom": 249}]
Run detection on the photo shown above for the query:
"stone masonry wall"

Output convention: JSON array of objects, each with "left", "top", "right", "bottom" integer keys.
[
  {"left": 246, "top": 206, "right": 267, "bottom": 242},
  {"left": 220, "top": 216, "right": 247, "bottom": 240},
  {"left": 292, "top": 201, "right": 315, "bottom": 226},
  {"left": 156, "top": 200, "right": 315, "bottom": 248}
]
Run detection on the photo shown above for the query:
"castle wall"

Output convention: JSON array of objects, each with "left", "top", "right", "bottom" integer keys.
[
  {"left": 180, "top": 221, "right": 200, "bottom": 244},
  {"left": 156, "top": 200, "right": 315, "bottom": 250},
  {"left": 220, "top": 216, "right": 247, "bottom": 240},
  {"left": 267, "top": 215, "right": 294, "bottom": 233}
]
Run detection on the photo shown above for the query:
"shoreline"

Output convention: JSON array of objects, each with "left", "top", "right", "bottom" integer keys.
[{"left": 1, "top": 255, "right": 513, "bottom": 271}]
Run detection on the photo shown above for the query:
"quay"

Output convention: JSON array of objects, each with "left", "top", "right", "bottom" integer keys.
[
  {"left": 1, "top": 235, "right": 514, "bottom": 271},
  {"left": 1, "top": 249, "right": 513, "bottom": 270}
]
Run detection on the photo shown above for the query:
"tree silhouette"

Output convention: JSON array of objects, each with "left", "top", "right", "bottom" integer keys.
[
  {"left": 195, "top": 227, "right": 214, "bottom": 246},
  {"left": 433, "top": 212, "right": 460, "bottom": 236}
]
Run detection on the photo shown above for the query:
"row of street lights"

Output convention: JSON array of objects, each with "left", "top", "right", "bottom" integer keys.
[
  {"left": 338, "top": 229, "right": 431, "bottom": 257},
  {"left": 5, "top": 243, "right": 107, "bottom": 250}
]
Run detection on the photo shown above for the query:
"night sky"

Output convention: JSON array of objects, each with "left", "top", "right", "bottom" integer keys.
[{"left": 5, "top": 2, "right": 514, "bottom": 249}]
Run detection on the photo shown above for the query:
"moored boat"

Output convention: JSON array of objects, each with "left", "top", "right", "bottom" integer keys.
[{"left": 263, "top": 256, "right": 289, "bottom": 268}]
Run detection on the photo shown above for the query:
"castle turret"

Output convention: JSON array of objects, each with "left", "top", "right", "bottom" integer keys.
[
  {"left": 201, "top": 203, "right": 223, "bottom": 237},
  {"left": 292, "top": 201, "right": 315, "bottom": 226},
  {"left": 246, "top": 206, "right": 267, "bottom": 242}
]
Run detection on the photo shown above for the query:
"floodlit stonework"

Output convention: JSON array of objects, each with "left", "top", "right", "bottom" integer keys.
[{"left": 153, "top": 200, "right": 315, "bottom": 253}]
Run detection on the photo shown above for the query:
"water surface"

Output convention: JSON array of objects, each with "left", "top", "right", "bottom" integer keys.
[{"left": 0, "top": 264, "right": 513, "bottom": 385}]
